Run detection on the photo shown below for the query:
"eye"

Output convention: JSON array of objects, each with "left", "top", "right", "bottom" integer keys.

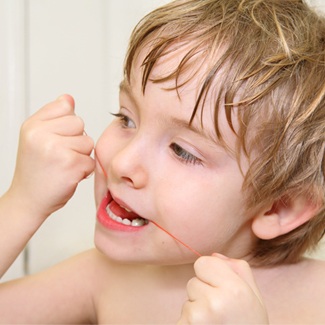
[
  {"left": 111, "top": 112, "right": 136, "bottom": 129},
  {"left": 170, "top": 143, "right": 202, "bottom": 166}
]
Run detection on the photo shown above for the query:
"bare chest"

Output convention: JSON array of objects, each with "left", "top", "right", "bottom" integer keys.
[{"left": 96, "top": 286, "right": 187, "bottom": 324}]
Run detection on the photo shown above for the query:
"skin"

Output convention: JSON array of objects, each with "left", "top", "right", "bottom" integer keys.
[
  {"left": 0, "top": 95, "right": 95, "bottom": 276},
  {"left": 94, "top": 51, "right": 257, "bottom": 265},
  {"left": 0, "top": 48, "right": 324, "bottom": 324}
]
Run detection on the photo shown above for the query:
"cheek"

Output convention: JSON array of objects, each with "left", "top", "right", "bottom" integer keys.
[
  {"left": 155, "top": 173, "right": 246, "bottom": 252},
  {"left": 95, "top": 125, "right": 123, "bottom": 173},
  {"left": 94, "top": 170, "right": 106, "bottom": 209},
  {"left": 94, "top": 127, "right": 117, "bottom": 207}
]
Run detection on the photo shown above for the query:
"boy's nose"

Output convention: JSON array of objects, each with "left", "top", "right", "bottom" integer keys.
[{"left": 109, "top": 140, "right": 148, "bottom": 189}]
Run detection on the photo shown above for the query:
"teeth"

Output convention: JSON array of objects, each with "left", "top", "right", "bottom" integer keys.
[
  {"left": 122, "top": 218, "right": 131, "bottom": 225},
  {"left": 131, "top": 219, "right": 146, "bottom": 227},
  {"left": 106, "top": 206, "right": 147, "bottom": 227},
  {"left": 123, "top": 207, "right": 132, "bottom": 213}
]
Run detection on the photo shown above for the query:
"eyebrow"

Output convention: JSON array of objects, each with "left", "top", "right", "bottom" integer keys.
[
  {"left": 119, "top": 79, "right": 128, "bottom": 92},
  {"left": 169, "top": 116, "right": 203, "bottom": 135},
  {"left": 119, "top": 79, "right": 141, "bottom": 109},
  {"left": 119, "top": 80, "right": 133, "bottom": 98}
]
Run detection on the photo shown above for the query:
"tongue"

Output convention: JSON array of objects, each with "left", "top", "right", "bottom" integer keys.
[{"left": 109, "top": 200, "right": 141, "bottom": 220}]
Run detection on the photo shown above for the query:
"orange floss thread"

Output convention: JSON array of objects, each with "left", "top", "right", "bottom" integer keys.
[
  {"left": 151, "top": 220, "right": 202, "bottom": 257},
  {"left": 95, "top": 147, "right": 202, "bottom": 257}
]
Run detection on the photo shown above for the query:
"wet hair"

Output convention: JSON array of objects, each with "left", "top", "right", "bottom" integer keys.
[{"left": 124, "top": 0, "right": 325, "bottom": 265}]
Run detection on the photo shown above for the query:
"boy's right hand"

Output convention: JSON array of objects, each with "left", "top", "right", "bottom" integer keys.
[{"left": 7, "top": 95, "right": 95, "bottom": 221}]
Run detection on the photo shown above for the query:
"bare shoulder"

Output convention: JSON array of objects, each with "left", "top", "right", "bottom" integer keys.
[
  {"left": 304, "top": 257, "right": 325, "bottom": 274},
  {"left": 53, "top": 248, "right": 117, "bottom": 287},
  {"left": 295, "top": 258, "right": 325, "bottom": 321},
  {"left": 280, "top": 258, "right": 325, "bottom": 302},
  {"left": 0, "top": 248, "right": 108, "bottom": 323},
  {"left": 301, "top": 258, "right": 325, "bottom": 295},
  {"left": 254, "top": 258, "right": 325, "bottom": 324},
  {"left": 60, "top": 247, "right": 109, "bottom": 270}
]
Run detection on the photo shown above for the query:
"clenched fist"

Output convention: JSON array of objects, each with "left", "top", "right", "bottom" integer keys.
[
  {"left": 178, "top": 254, "right": 269, "bottom": 324},
  {"left": 9, "top": 95, "right": 95, "bottom": 221}
]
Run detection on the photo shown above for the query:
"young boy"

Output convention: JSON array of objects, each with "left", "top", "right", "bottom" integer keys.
[{"left": 0, "top": 0, "right": 324, "bottom": 323}]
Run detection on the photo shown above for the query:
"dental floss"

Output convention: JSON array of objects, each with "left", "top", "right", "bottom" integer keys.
[
  {"left": 94, "top": 146, "right": 202, "bottom": 257},
  {"left": 151, "top": 220, "right": 202, "bottom": 257}
]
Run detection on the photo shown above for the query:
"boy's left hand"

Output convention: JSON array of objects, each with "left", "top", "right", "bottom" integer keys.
[{"left": 178, "top": 254, "right": 269, "bottom": 324}]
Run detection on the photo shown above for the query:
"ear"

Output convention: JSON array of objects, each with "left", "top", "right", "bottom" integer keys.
[{"left": 252, "top": 196, "right": 320, "bottom": 240}]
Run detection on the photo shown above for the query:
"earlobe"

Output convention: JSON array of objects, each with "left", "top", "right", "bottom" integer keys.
[{"left": 252, "top": 196, "right": 320, "bottom": 240}]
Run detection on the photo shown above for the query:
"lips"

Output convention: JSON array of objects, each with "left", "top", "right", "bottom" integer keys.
[{"left": 97, "top": 192, "right": 148, "bottom": 231}]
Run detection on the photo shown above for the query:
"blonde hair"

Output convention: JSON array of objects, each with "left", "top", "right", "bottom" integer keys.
[{"left": 124, "top": 0, "right": 325, "bottom": 265}]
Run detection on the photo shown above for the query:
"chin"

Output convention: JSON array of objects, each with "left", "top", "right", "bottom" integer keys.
[{"left": 95, "top": 230, "right": 197, "bottom": 267}]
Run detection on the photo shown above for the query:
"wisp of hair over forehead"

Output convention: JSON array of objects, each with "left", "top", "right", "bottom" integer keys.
[{"left": 124, "top": 0, "right": 325, "bottom": 265}]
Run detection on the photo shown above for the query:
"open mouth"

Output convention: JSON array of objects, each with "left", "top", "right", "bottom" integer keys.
[
  {"left": 98, "top": 192, "right": 201, "bottom": 256},
  {"left": 106, "top": 194, "right": 149, "bottom": 228}
]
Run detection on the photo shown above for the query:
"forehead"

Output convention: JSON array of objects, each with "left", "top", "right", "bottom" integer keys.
[
  {"left": 134, "top": 39, "right": 216, "bottom": 91},
  {"left": 124, "top": 43, "right": 240, "bottom": 152},
  {"left": 126, "top": 43, "right": 210, "bottom": 116}
]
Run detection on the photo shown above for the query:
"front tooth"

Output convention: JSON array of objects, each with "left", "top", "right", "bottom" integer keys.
[{"left": 107, "top": 206, "right": 147, "bottom": 227}]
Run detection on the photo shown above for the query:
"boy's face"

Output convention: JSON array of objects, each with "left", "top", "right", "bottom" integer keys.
[{"left": 94, "top": 46, "right": 256, "bottom": 264}]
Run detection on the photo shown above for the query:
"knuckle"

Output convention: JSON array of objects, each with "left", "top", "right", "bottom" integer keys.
[
  {"left": 86, "top": 138, "right": 95, "bottom": 153},
  {"left": 63, "top": 150, "right": 79, "bottom": 165},
  {"left": 58, "top": 98, "right": 74, "bottom": 115},
  {"left": 20, "top": 118, "right": 34, "bottom": 137},
  {"left": 186, "top": 302, "right": 207, "bottom": 324},
  {"left": 42, "top": 137, "right": 62, "bottom": 158},
  {"left": 87, "top": 136, "right": 95, "bottom": 148},
  {"left": 75, "top": 115, "right": 85, "bottom": 131},
  {"left": 194, "top": 256, "right": 208, "bottom": 271},
  {"left": 21, "top": 121, "right": 43, "bottom": 148},
  {"left": 206, "top": 299, "right": 222, "bottom": 317},
  {"left": 83, "top": 160, "right": 96, "bottom": 179},
  {"left": 186, "top": 276, "right": 198, "bottom": 291},
  {"left": 233, "top": 258, "right": 251, "bottom": 272}
]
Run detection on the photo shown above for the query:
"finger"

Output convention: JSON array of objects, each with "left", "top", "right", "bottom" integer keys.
[
  {"left": 194, "top": 256, "right": 227, "bottom": 286},
  {"left": 45, "top": 135, "right": 94, "bottom": 157},
  {"left": 194, "top": 255, "right": 242, "bottom": 287},
  {"left": 195, "top": 255, "right": 263, "bottom": 304},
  {"left": 215, "top": 255, "right": 265, "bottom": 304},
  {"left": 21, "top": 125, "right": 94, "bottom": 161},
  {"left": 186, "top": 276, "right": 208, "bottom": 302},
  {"left": 186, "top": 276, "right": 228, "bottom": 317},
  {"left": 54, "top": 149, "right": 96, "bottom": 181},
  {"left": 178, "top": 300, "right": 194, "bottom": 324},
  {"left": 42, "top": 115, "right": 86, "bottom": 136},
  {"left": 76, "top": 154, "right": 96, "bottom": 180},
  {"left": 178, "top": 300, "right": 209, "bottom": 325},
  {"left": 30, "top": 95, "right": 75, "bottom": 121},
  {"left": 65, "top": 135, "right": 95, "bottom": 156},
  {"left": 57, "top": 94, "right": 75, "bottom": 107}
]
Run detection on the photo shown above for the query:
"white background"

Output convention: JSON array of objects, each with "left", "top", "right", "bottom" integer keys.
[{"left": 1, "top": 0, "right": 324, "bottom": 281}]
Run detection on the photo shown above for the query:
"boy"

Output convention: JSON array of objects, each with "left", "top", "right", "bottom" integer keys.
[{"left": 0, "top": 0, "right": 324, "bottom": 323}]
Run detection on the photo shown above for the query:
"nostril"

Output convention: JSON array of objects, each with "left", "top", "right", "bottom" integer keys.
[
  {"left": 110, "top": 152, "right": 148, "bottom": 189},
  {"left": 122, "top": 176, "right": 134, "bottom": 186},
  {"left": 96, "top": 140, "right": 148, "bottom": 189}
]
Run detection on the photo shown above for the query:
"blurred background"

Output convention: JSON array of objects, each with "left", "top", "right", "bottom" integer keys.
[{"left": 1, "top": 0, "right": 324, "bottom": 281}]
